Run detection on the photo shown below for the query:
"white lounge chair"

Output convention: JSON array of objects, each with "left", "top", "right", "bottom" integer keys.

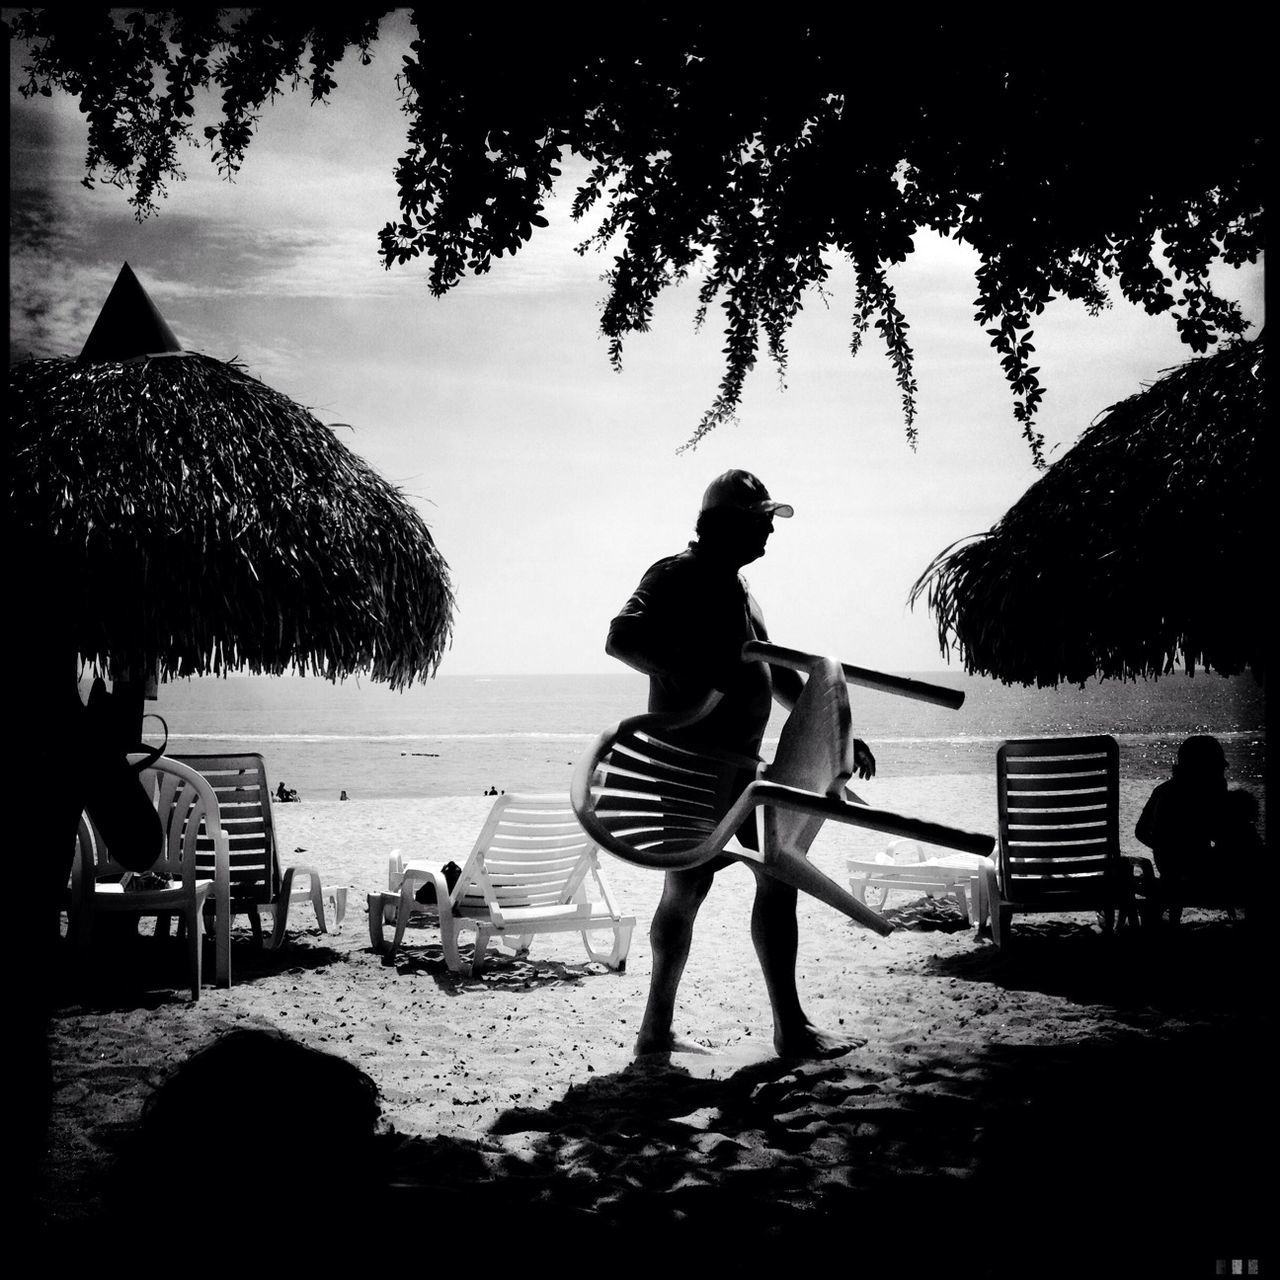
[
  {"left": 848, "top": 838, "right": 994, "bottom": 924},
  {"left": 368, "top": 793, "right": 635, "bottom": 976}
]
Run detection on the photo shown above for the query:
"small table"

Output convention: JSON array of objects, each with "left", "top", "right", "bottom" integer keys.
[
  {"left": 366, "top": 891, "right": 404, "bottom": 949},
  {"left": 322, "top": 885, "right": 349, "bottom": 932}
]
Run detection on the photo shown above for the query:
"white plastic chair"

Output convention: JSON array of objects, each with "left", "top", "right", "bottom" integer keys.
[
  {"left": 572, "top": 642, "right": 993, "bottom": 932},
  {"left": 69, "top": 755, "right": 232, "bottom": 997}
]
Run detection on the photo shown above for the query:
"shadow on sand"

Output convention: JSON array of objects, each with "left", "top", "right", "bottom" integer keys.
[
  {"left": 40, "top": 918, "right": 1272, "bottom": 1277},
  {"left": 928, "top": 913, "right": 1266, "bottom": 1016},
  {"left": 51, "top": 924, "right": 347, "bottom": 1010},
  {"left": 382, "top": 937, "right": 626, "bottom": 994}
]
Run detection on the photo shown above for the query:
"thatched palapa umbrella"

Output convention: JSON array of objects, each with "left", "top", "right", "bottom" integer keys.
[
  {"left": 909, "top": 333, "right": 1265, "bottom": 687},
  {"left": 9, "top": 263, "right": 455, "bottom": 740}
]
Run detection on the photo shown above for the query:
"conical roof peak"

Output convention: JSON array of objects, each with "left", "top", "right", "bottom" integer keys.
[{"left": 78, "top": 262, "right": 184, "bottom": 362}]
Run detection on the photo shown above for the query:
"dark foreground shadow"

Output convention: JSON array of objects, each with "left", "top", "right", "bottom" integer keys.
[
  {"left": 383, "top": 1017, "right": 1271, "bottom": 1278},
  {"left": 929, "top": 913, "right": 1268, "bottom": 1017},
  {"left": 50, "top": 927, "right": 346, "bottom": 1010},
  {"left": 35, "top": 1005, "right": 1273, "bottom": 1278}
]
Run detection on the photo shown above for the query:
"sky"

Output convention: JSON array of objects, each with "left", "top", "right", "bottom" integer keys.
[{"left": 8, "top": 14, "right": 1267, "bottom": 678}]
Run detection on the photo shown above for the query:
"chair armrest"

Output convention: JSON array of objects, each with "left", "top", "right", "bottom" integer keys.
[
  {"left": 734, "top": 780, "right": 996, "bottom": 858},
  {"left": 401, "top": 866, "right": 454, "bottom": 913},
  {"left": 1123, "top": 855, "right": 1157, "bottom": 896},
  {"left": 588, "top": 853, "right": 625, "bottom": 919},
  {"left": 388, "top": 850, "right": 406, "bottom": 892},
  {"left": 741, "top": 640, "right": 965, "bottom": 709},
  {"left": 281, "top": 863, "right": 324, "bottom": 892}
]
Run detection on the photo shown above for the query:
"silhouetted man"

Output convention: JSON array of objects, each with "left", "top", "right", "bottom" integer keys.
[{"left": 606, "top": 470, "right": 874, "bottom": 1059}]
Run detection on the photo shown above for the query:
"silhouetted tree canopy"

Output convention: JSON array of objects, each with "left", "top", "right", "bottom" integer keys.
[{"left": 7, "top": 10, "right": 1266, "bottom": 460}]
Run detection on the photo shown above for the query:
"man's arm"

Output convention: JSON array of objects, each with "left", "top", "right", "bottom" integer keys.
[
  {"left": 607, "top": 560, "right": 740, "bottom": 689},
  {"left": 604, "top": 618, "right": 675, "bottom": 679},
  {"left": 606, "top": 595, "right": 705, "bottom": 681},
  {"left": 608, "top": 617, "right": 737, "bottom": 690},
  {"left": 605, "top": 561, "right": 682, "bottom": 678},
  {"left": 769, "top": 662, "right": 804, "bottom": 712}
]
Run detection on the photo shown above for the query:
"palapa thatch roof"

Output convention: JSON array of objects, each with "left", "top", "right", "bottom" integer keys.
[
  {"left": 8, "top": 349, "right": 454, "bottom": 689},
  {"left": 910, "top": 332, "right": 1266, "bottom": 687}
]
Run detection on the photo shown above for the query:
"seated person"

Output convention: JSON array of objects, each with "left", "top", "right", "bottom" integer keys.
[{"left": 1135, "top": 735, "right": 1257, "bottom": 924}]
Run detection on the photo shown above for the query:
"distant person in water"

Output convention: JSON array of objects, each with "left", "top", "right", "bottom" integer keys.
[
  {"left": 339, "top": 790, "right": 348, "bottom": 801},
  {"left": 606, "top": 469, "right": 875, "bottom": 1061},
  {"left": 1135, "top": 735, "right": 1260, "bottom": 924}
]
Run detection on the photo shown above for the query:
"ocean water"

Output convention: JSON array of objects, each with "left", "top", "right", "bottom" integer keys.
[{"left": 109, "top": 668, "right": 1268, "bottom": 809}]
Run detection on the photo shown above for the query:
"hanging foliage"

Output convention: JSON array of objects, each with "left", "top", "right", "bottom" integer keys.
[{"left": 6, "top": 11, "right": 1265, "bottom": 459}]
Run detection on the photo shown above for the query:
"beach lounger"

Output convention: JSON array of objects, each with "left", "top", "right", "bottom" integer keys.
[
  {"left": 174, "top": 754, "right": 346, "bottom": 947},
  {"left": 571, "top": 641, "right": 994, "bottom": 933},
  {"left": 368, "top": 793, "right": 636, "bottom": 975},
  {"left": 847, "top": 838, "right": 994, "bottom": 924},
  {"left": 979, "top": 735, "right": 1134, "bottom": 947},
  {"left": 69, "top": 755, "right": 232, "bottom": 997}
]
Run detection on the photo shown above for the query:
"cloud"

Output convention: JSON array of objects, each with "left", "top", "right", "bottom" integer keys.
[
  {"left": 8, "top": 191, "right": 118, "bottom": 359},
  {"left": 8, "top": 184, "right": 405, "bottom": 360}
]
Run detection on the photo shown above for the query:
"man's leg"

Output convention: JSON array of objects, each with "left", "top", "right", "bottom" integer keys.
[
  {"left": 635, "top": 864, "right": 716, "bottom": 1054},
  {"left": 750, "top": 867, "right": 863, "bottom": 1059}
]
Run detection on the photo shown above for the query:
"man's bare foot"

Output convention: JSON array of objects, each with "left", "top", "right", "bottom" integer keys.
[
  {"left": 634, "top": 1031, "right": 715, "bottom": 1057},
  {"left": 774, "top": 1022, "right": 866, "bottom": 1060}
]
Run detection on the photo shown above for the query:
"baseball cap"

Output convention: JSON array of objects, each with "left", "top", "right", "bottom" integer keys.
[{"left": 700, "top": 470, "right": 794, "bottom": 518}]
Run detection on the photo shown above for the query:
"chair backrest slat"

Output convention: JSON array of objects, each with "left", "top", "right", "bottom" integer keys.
[
  {"left": 573, "top": 703, "right": 748, "bottom": 869},
  {"left": 451, "top": 794, "right": 600, "bottom": 910},
  {"left": 625, "top": 730, "right": 730, "bottom": 773},
  {"left": 174, "top": 754, "right": 279, "bottom": 906},
  {"left": 608, "top": 739, "right": 727, "bottom": 791}
]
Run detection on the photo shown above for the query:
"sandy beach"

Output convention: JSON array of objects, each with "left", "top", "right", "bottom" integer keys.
[{"left": 32, "top": 778, "right": 1270, "bottom": 1275}]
